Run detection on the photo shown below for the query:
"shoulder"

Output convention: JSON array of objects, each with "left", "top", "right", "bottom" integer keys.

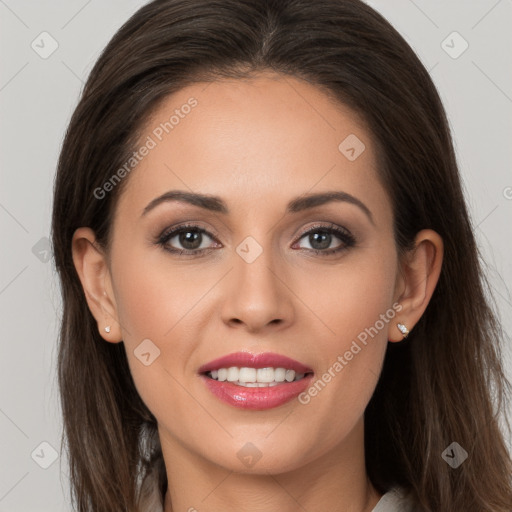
[{"left": 372, "top": 486, "right": 419, "bottom": 512}]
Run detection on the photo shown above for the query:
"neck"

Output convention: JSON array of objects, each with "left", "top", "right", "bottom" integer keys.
[{"left": 160, "top": 417, "right": 382, "bottom": 512}]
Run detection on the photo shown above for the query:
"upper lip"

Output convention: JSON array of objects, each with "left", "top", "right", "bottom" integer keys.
[{"left": 198, "top": 352, "right": 314, "bottom": 374}]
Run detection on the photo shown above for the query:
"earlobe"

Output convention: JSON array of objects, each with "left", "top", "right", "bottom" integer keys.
[
  {"left": 389, "top": 229, "right": 443, "bottom": 342},
  {"left": 71, "top": 227, "right": 122, "bottom": 343}
]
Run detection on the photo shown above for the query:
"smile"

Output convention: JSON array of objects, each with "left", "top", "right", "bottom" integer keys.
[
  {"left": 206, "top": 366, "right": 308, "bottom": 386},
  {"left": 199, "top": 352, "right": 314, "bottom": 410}
]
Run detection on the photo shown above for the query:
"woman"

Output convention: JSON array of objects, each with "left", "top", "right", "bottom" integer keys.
[{"left": 51, "top": 0, "right": 512, "bottom": 511}]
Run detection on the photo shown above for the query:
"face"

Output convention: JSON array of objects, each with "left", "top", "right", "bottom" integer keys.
[{"left": 106, "top": 72, "right": 401, "bottom": 474}]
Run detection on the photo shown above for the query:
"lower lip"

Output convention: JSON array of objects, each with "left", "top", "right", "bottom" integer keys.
[{"left": 201, "top": 374, "right": 314, "bottom": 410}]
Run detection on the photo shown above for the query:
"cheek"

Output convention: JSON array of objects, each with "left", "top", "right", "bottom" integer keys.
[
  {"left": 110, "top": 257, "right": 210, "bottom": 444},
  {"left": 111, "top": 240, "right": 208, "bottom": 340},
  {"left": 299, "top": 245, "right": 398, "bottom": 346},
  {"left": 109, "top": 245, "right": 204, "bottom": 405},
  {"left": 292, "top": 244, "right": 398, "bottom": 436}
]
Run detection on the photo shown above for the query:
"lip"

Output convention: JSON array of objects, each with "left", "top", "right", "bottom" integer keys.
[
  {"left": 198, "top": 351, "right": 313, "bottom": 374},
  {"left": 200, "top": 374, "right": 314, "bottom": 410},
  {"left": 198, "top": 352, "right": 314, "bottom": 410}
]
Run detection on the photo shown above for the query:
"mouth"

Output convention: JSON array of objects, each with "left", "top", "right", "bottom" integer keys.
[{"left": 198, "top": 352, "right": 314, "bottom": 410}]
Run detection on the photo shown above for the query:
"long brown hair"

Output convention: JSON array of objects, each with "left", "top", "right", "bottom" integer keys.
[{"left": 51, "top": 0, "right": 512, "bottom": 510}]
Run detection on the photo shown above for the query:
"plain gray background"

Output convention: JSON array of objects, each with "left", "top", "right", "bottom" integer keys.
[{"left": 1, "top": 1, "right": 511, "bottom": 510}]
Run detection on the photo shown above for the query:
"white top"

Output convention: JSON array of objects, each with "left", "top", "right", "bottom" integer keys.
[{"left": 372, "top": 486, "right": 416, "bottom": 511}]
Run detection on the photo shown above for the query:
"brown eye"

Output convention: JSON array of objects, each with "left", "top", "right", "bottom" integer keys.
[
  {"left": 158, "top": 224, "right": 219, "bottom": 255},
  {"left": 294, "top": 224, "right": 356, "bottom": 255}
]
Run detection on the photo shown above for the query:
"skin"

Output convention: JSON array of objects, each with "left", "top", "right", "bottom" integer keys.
[{"left": 72, "top": 71, "right": 443, "bottom": 512}]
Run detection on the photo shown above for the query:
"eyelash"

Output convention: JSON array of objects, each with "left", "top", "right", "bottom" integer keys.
[{"left": 156, "top": 222, "right": 356, "bottom": 257}]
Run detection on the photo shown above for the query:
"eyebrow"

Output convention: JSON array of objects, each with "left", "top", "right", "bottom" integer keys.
[{"left": 141, "top": 190, "right": 374, "bottom": 224}]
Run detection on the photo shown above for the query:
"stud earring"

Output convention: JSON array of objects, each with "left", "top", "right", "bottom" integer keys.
[
  {"left": 104, "top": 326, "right": 111, "bottom": 333},
  {"left": 397, "top": 323, "right": 409, "bottom": 339}
]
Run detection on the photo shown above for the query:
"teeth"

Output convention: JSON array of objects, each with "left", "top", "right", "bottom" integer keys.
[
  {"left": 238, "top": 381, "right": 280, "bottom": 387},
  {"left": 227, "top": 367, "right": 238, "bottom": 382},
  {"left": 257, "top": 367, "right": 275, "bottom": 383},
  {"left": 239, "top": 367, "right": 257, "bottom": 383},
  {"left": 206, "top": 366, "right": 308, "bottom": 385},
  {"left": 274, "top": 367, "right": 286, "bottom": 382}
]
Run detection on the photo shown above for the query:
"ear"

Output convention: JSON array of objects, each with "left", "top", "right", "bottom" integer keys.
[
  {"left": 389, "top": 229, "right": 443, "bottom": 342},
  {"left": 71, "top": 227, "right": 122, "bottom": 343}
]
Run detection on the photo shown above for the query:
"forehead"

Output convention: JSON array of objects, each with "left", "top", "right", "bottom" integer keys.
[{"left": 116, "top": 72, "right": 388, "bottom": 220}]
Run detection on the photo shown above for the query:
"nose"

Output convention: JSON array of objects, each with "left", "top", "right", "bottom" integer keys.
[{"left": 219, "top": 243, "right": 294, "bottom": 334}]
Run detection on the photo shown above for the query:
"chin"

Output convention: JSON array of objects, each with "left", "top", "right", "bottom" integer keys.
[{"left": 201, "top": 435, "right": 316, "bottom": 475}]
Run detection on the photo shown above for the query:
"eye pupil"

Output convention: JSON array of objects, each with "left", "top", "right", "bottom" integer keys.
[
  {"left": 310, "top": 231, "right": 331, "bottom": 250},
  {"left": 180, "top": 230, "right": 202, "bottom": 250}
]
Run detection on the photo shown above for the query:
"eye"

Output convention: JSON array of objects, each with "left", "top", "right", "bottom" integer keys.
[
  {"left": 157, "top": 223, "right": 220, "bottom": 255},
  {"left": 293, "top": 223, "right": 356, "bottom": 256},
  {"left": 156, "top": 222, "right": 356, "bottom": 257}
]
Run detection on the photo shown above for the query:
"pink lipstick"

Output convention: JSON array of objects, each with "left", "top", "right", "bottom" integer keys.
[{"left": 199, "top": 352, "right": 314, "bottom": 410}]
